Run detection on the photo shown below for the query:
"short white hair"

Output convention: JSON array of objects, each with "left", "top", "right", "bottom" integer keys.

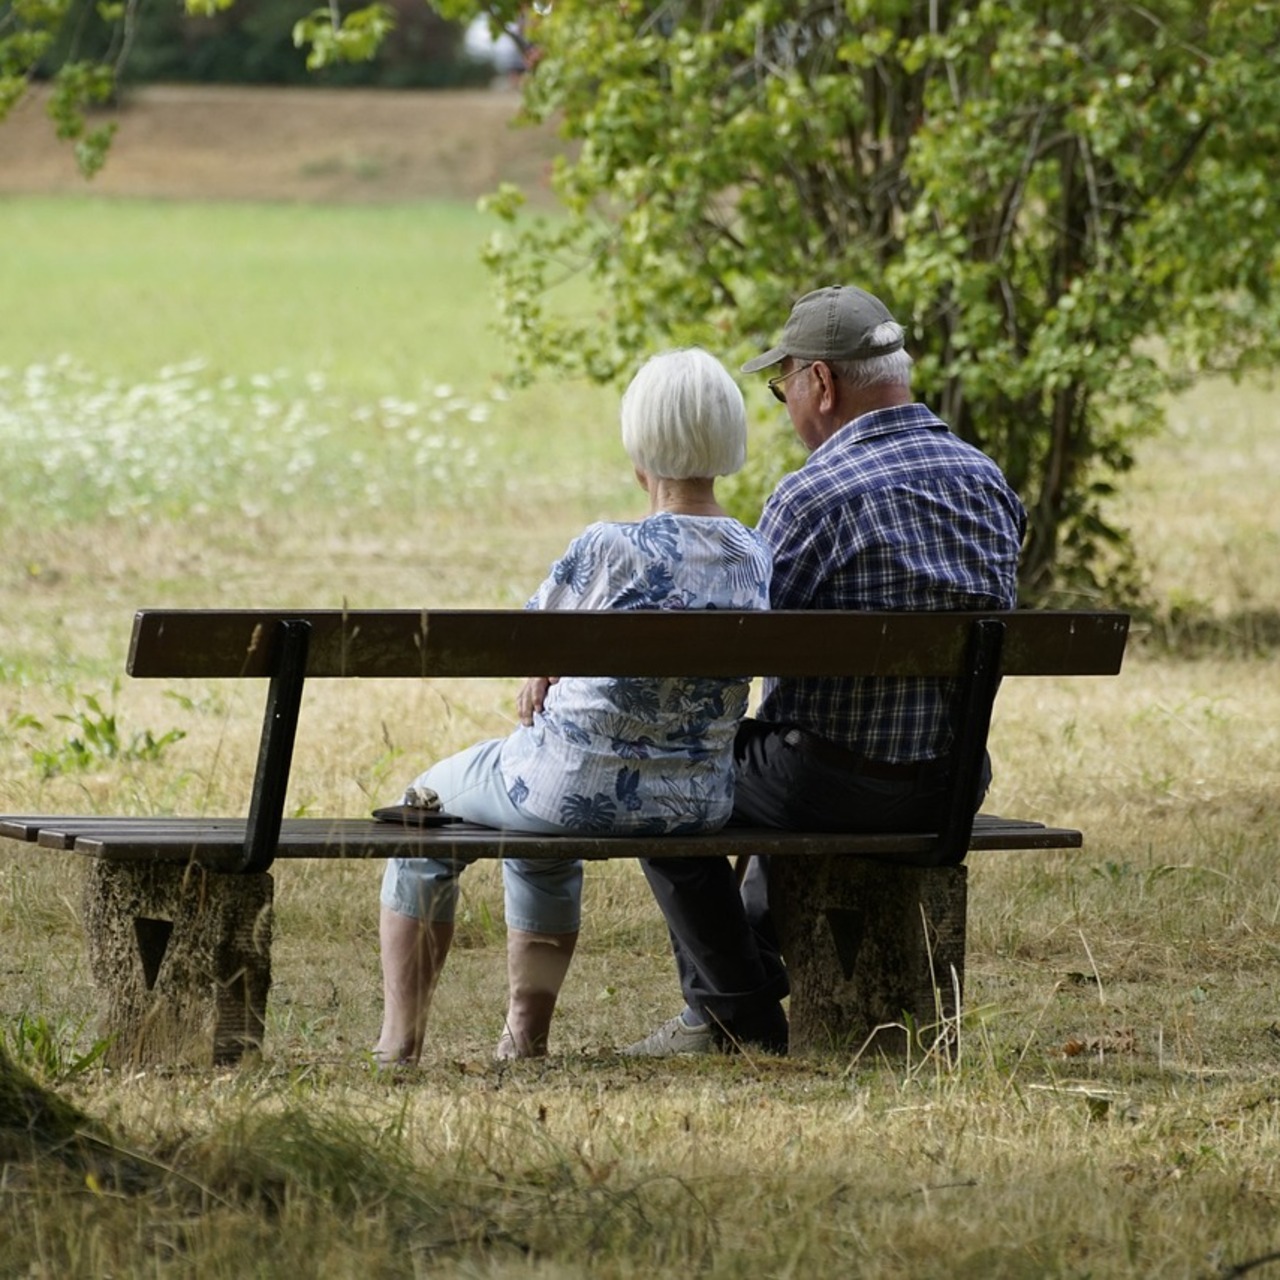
[
  {"left": 620, "top": 347, "right": 747, "bottom": 479},
  {"left": 832, "top": 321, "right": 914, "bottom": 389}
]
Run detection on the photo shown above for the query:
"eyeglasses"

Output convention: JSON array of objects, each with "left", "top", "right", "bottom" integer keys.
[{"left": 767, "top": 362, "right": 815, "bottom": 404}]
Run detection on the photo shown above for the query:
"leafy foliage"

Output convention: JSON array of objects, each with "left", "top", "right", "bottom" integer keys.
[
  {"left": 291, "top": 2, "right": 395, "bottom": 70},
  {"left": 2, "top": 1014, "right": 110, "bottom": 1084},
  {"left": 0, "top": 0, "right": 119, "bottom": 175},
  {"left": 21, "top": 682, "right": 186, "bottom": 777},
  {"left": 460, "top": 0, "right": 1280, "bottom": 600}
]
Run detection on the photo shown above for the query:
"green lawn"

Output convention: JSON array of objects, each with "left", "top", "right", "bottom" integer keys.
[
  {"left": 2, "top": 196, "right": 628, "bottom": 534},
  {"left": 8, "top": 198, "right": 506, "bottom": 390}
]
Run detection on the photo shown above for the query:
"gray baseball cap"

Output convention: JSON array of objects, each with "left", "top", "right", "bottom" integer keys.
[{"left": 741, "top": 285, "right": 904, "bottom": 373}]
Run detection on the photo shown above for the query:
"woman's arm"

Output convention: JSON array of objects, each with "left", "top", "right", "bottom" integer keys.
[
  {"left": 517, "top": 675, "right": 559, "bottom": 726},
  {"left": 515, "top": 524, "right": 608, "bottom": 724}
]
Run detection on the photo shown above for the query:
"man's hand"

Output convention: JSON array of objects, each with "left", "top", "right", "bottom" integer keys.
[{"left": 517, "top": 676, "right": 559, "bottom": 726}]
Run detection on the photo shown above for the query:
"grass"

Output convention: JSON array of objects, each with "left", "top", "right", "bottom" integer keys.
[
  {"left": 2, "top": 193, "right": 1279, "bottom": 1278},
  {"left": 6, "top": 198, "right": 517, "bottom": 391}
]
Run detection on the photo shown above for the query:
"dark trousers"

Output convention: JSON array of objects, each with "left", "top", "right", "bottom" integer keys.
[{"left": 641, "top": 720, "right": 986, "bottom": 1032}]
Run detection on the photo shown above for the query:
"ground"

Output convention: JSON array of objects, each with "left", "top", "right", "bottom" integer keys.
[{"left": 0, "top": 82, "right": 563, "bottom": 204}]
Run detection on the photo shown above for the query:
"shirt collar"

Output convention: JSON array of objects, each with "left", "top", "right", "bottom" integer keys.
[{"left": 811, "top": 401, "right": 946, "bottom": 460}]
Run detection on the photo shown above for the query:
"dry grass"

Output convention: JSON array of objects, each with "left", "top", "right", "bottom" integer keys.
[{"left": 0, "top": 117, "right": 1277, "bottom": 1270}]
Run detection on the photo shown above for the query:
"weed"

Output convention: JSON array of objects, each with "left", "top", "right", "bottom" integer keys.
[
  {"left": 26, "top": 683, "right": 186, "bottom": 778},
  {"left": 3, "top": 1013, "right": 111, "bottom": 1084}
]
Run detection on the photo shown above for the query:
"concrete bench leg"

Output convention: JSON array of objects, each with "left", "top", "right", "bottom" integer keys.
[
  {"left": 770, "top": 856, "right": 967, "bottom": 1056},
  {"left": 81, "top": 861, "right": 273, "bottom": 1066}
]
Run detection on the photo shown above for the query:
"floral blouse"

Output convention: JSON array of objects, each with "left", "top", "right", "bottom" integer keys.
[{"left": 498, "top": 513, "right": 771, "bottom": 834}]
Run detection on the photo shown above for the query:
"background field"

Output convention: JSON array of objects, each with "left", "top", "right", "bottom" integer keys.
[{"left": 2, "top": 88, "right": 1278, "bottom": 1278}]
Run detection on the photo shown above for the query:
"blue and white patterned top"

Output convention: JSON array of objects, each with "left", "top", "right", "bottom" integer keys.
[
  {"left": 499, "top": 514, "right": 772, "bottom": 834},
  {"left": 756, "top": 403, "right": 1026, "bottom": 762}
]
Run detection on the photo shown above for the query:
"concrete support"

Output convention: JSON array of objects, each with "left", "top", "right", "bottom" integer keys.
[
  {"left": 81, "top": 860, "right": 273, "bottom": 1066},
  {"left": 770, "top": 856, "right": 967, "bottom": 1056}
]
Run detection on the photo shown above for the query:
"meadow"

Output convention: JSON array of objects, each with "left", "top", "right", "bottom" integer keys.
[{"left": 1, "top": 194, "right": 1278, "bottom": 1279}]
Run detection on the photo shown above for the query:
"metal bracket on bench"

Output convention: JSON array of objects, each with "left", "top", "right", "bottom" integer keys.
[
  {"left": 934, "top": 617, "right": 1005, "bottom": 866},
  {"left": 241, "top": 619, "right": 311, "bottom": 874}
]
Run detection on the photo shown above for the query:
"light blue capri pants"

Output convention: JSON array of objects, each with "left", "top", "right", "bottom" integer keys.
[{"left": 379, "top": 738, "right": 583, "bottom": 935}]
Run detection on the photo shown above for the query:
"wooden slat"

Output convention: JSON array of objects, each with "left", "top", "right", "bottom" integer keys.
[
  {"left": 0, "top": 816, "right": 59, "bottom": 841},
  {"left": 126, "top": 608, "right": 1130, "bottom": 681},
  {"left": 0, "top": 813, "right": 1082, "bottom": 873}
]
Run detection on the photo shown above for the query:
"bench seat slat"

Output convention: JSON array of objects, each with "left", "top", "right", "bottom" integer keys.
[{"left": 1, "top": 813, "right": 1081, "bottom": 872}]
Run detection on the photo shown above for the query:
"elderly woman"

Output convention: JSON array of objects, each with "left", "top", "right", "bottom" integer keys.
[{"left": 375, "top": 347, "right": 771, "bottom": 1064}]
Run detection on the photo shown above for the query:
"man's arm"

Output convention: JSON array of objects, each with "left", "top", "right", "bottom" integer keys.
[{"left": 758, "top": 491, "right": 835, "bottom": 610}]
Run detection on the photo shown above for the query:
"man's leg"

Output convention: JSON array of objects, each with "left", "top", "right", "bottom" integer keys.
[
  {"left": 729, "top": 720, "right": 803, "bottom": 954},
  {"left": 736, "top": 721, "right": 990, "bottom": 835},
  {"left": 637, "top": 853, "right": 788, "bottom": 1046},
  {"left": 627, "top": 722, "right": 793, "bottom": 1054},
  {"left": 732, "top": 719, "right": 967, "bottom": 933},
  {"left": 631, "top": 719, "right": 986, "bottom": 1055}
]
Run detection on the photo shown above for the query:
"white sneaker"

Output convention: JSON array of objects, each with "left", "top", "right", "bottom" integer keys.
[{"left": 621, "top": 1013, "right": 717, "bottom": 1056}]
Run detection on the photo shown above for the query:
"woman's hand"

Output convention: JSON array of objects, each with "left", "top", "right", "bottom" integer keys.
[{"left": 517, "top": 676, "right": 559, "bottom": 726}]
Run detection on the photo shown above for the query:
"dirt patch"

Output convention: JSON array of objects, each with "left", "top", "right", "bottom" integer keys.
[{"left": 0, "top": 83, "right": 565, "bottom": 204}]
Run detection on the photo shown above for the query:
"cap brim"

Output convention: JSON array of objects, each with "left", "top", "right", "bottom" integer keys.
[{"left": 740, "top": 346, "right": 787, "bottom": 374}]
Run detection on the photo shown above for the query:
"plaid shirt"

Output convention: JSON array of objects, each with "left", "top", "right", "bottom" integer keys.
[{"left": 756, "top": 402, "right": 1026, "bottom": 762}]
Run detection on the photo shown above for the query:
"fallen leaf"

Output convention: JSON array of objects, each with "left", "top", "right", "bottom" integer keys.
[{"left": 1062, "top": 1028, "right": 1137, "bottom": 1057}]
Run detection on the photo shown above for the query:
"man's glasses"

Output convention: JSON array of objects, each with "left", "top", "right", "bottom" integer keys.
[{"left": 767, "top": 362, "right": 815, "bottom": 404}]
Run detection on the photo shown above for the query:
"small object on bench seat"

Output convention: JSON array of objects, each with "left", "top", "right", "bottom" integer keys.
[
  {"left": 0, "top": 607, "right": 1129, "bottom": 1063},
  {"left": 402, "top": 783, "right": 442, "bottom": 811},
  {"left": 370, "top": 806, "right": 464, "bottom": 828}
]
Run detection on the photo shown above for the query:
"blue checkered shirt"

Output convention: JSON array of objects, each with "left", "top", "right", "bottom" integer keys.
[{"left": 756, "top": 402, "right": 1026, "bottom": 763}]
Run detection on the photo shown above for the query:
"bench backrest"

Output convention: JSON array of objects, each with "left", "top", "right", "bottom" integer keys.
[
  {"left": 125, "top": 608, "right": 1130, "bottom": 873},
  {"left": 128, "top": 609, "right": 1129, "bottom": 679}
]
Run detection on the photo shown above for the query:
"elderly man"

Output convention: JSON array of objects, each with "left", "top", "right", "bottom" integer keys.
[{"left": 628, "top": 285, "right": 1027, "bottom": 1056}]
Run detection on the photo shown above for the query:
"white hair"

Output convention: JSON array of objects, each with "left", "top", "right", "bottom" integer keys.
[
  {"left": 832, "top": 321, "right": 914, "bottom": 389},
  {"left": 620, "top": 347, "right": 747, "bottom": 479}
]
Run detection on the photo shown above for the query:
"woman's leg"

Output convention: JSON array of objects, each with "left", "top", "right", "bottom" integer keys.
[
  {"left": 374, "top": 907, "right": 455, "bottom": 1065},
  {"left": 373, "top": 741, "right": 508, "bottom": 1063},
  {"left": 375, "top": 844, "right": 472, "bottom": 1063},
  {"left": 421, "top": 740, "right": 585, "bottom": 1058},
  {"left": 378, "top": 739, "right": 583, "bottom": 1060},
  {"left": 496, "top": 928, "right": 579, "bottom": 1059},
  {"left": 498, "top": 856, "right": 584, "bottom": 1058}
]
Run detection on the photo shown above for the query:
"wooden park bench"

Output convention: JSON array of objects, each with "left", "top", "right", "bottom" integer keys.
[{"left": 0, "top": 607, "right": 1129, "bottom": 1064}]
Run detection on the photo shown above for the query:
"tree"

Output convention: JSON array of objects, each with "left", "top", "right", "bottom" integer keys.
[
  {"left": 1, "top": 0, "right": 120, "bottom": 174},
  {"left": 437, "top": 0, "right": 1280, "bottom": 600}
]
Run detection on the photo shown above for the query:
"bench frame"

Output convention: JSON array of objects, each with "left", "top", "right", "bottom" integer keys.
[{"left": 1, "top": 608, "right": 1129, "bottom": 1063}]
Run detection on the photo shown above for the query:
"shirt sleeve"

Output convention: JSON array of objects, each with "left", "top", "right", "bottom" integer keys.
[
  {"left": 759, "top": 488, "right": 833, "bottom": 610},
  {"left": 527, "top": 524, "right": 615, "bottom": 611}
]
